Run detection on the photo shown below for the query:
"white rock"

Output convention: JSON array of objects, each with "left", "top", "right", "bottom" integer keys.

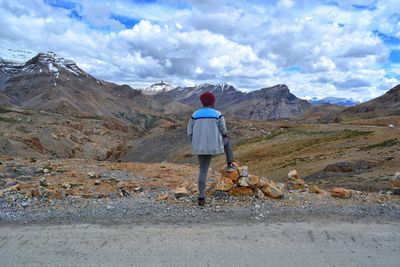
[
  {"left": 238, "top": 177, "right": 249, "bottom": 187},
  {"left": 238, "top": 166, "right": 249, "bottom": 177},
  {"left": 288, "top": 169, "right": 298, "bottom": 179}
]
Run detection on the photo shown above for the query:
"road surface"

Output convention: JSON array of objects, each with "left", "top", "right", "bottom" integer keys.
[{"left": 1, "top": 221, "right": 399, "bottom": 267}]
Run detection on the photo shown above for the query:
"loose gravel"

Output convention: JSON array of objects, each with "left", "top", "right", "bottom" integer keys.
[{"left": 1, "top": 191, "right": 399, "bottom": 225}]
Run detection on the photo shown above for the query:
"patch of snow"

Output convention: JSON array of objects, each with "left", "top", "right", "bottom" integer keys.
[
  {"left": 302, "top": 96, "right": 315, "bottom": 101},
  {"left": 48, "top": 62, "right": 58, "bottom": 73},
  {"left": 48, "top": 62, "right": 59, "bottom": 79}
]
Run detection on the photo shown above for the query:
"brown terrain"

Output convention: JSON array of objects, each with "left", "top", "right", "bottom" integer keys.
[{"left": 0, "top": 53, "right": 399, "bottom": 210}]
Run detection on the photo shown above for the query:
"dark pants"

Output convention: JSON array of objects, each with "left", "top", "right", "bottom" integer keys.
[{"left": 198, "top": 138, "right": 233, "bottom": 199}]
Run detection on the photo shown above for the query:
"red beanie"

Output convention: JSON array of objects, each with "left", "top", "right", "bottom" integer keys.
[{"left": 200, "top": 92, "right": 215, "bottom": 107}]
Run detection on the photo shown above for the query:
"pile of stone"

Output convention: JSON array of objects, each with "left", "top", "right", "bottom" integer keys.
[
  {"left": 287, "top": 170, "right": 306, "bottom": 191},
  {"left": 211, "top": 163, "right": 284, "bottom": 200},
  {"left": 207, "top": 164, "right": 356, "bottom": 200}
]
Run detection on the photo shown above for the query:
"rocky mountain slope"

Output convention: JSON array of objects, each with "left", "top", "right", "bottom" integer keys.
[
  {"left": 343, "top": 84, "right": 400, "bottom": 117},
  {"left": 156, "top": 83, "right": 311, "bottom": 120},
  {"left": 155, "top": 83, "right": 242, "bottom": 109},
  {"left": 0, "top": 53, "right": 188, "bottom": 128},
  {"left": 225, "top": 84, "right": 311, "bottom": 120}
]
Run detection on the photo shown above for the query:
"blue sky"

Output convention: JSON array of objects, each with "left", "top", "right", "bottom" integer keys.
[{"left": 1, "top": 0, "right": 400, "bottom": 100}]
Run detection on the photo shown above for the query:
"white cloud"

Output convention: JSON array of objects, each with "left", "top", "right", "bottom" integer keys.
[
  {"left": 277, "top": 0, "right": 295, "bottom": 9},
  {"left": 0, "top": 0, "right": 399, "bottom": 100}
]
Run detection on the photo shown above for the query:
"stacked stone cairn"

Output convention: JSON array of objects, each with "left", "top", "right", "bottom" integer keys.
[
  {"left": 212, "top": 163, "right": 284, "bottom": 199},
  {"left": 287, "top": 170, "right": 306, "bottom": 191},
  {"left": 210, "top": 164, "right": 354, "bottom": 200}
]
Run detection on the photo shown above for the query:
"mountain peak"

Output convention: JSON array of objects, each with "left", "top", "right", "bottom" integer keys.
[
  {"left": 22, "top": 52, "right": 86, "bottom": 77},
  {"left": 309, "top": 97, "right": 361, "bottom": 107},
  {"left": 142, "top": 81, "right": 175, "bottom": 95}
]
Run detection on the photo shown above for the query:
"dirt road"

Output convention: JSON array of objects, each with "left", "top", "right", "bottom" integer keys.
[{"left": 1, "top": 221, "right": 399, "bottom": 267}]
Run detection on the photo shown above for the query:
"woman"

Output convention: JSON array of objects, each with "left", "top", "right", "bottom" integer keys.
[{"left": 187, "top": 91, "right": 236, "bottom": 207}]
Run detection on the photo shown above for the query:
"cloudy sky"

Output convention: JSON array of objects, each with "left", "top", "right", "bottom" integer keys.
[{"left": 1, "top": 0, "right": 400, "bottom": 100}]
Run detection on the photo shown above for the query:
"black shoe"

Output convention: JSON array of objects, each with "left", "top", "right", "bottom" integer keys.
[
  {"left": 198, "top": 198, "right": 205, "bottom": 207},
  {"left": 226, "top": 163, "right": 237, "bottom": 172}
]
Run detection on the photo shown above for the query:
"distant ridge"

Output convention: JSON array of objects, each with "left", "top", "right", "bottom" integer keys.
[
  {"left": 155, "top": 83, "right": 311, "bottom": 120},
  {"left": 309, "top": 97, "right": 361, "bottom": 107},
  {"left": 0, "top": 52, "right": 186, "bottom": 127},
  {"left": 343, "top": 84, "right": 400, "bottom": 116}
]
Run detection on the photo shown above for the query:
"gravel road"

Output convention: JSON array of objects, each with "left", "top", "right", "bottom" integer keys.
[{"left": 1, "top": 221, "right": 399, "bottom": 267}]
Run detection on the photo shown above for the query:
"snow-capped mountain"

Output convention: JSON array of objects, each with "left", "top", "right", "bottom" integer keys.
[
  {"left": 155, "top": 82, "right": 242, "bottom": 108},
  {"left": 308, "top": 97, "right": 361, "bottom": 107},
  {"left": 142, "top": 80, "right": 175, "bottom": 95},
  {"left": 0, "top": 52, "right": 90, "bottom": 83},
  {"left": 156, "top": 83, "right": 311, "bottom": 119},
  {"left": 0, "top": 52, "right": 171, "bottom": 127}
]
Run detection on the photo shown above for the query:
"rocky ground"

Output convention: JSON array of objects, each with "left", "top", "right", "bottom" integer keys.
[{"left": 1, "top": 157, "right": 399, "bottom": 225}]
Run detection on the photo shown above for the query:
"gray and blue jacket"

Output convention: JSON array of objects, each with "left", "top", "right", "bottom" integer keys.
[{"left": 187, "top": 107, "right": 227, "bottom": 155}]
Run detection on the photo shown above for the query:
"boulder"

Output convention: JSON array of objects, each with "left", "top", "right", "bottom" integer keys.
[
  {"left": 220, "top": 163, "right": 240, "bottom": 182},
  {"left": 156, "top": 193, "right": 169, "bottom": 201},
  {"left": 256, "top": 178, "right": 269, "bottom": 188},
  {"left": 287, "top": 178, "right": 305, "bottom": 191},
  {"left": 0, "top": 190, "right": 4, "bottom": 198},
  {"left": 174, "top": 187, "right": 190, "bottom": 199},
  {"left": 288, "top": 169, "right": 298, "bottom": 179},
  {"left": 309, "top": 185, "right": 324, "bottom": 194},
  {"left": 214, "top": 177, "right": 234, "bottom": 191},
  {"left": 391, "top": 172, "right": 400, "bottom": 188},
  {"left": 238, "top": 166, "right": 249, "bottom": 177},
  {"left": 228, "top": 187, "right": 253, "bottom": 197},
  {"left": 330, "top": 187, "right": 352, "bottom": 199},
  {"left": 247, "top": 175, "right": 260, "bottom": 187},
  {"left": 261, "top": 183, "right": 284, "bottom": 199},
  {"left": 324, "top": 161, "right": 353, "bottom": 173},
  {"left": 238, "top": 177, "right": 249, "bottom": 187},
  {"left": 324, "top": 159, "right": 382, "bottom": 173},
  {"left": 352, "top": 159, "right": 382, "bottom": 171}
]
